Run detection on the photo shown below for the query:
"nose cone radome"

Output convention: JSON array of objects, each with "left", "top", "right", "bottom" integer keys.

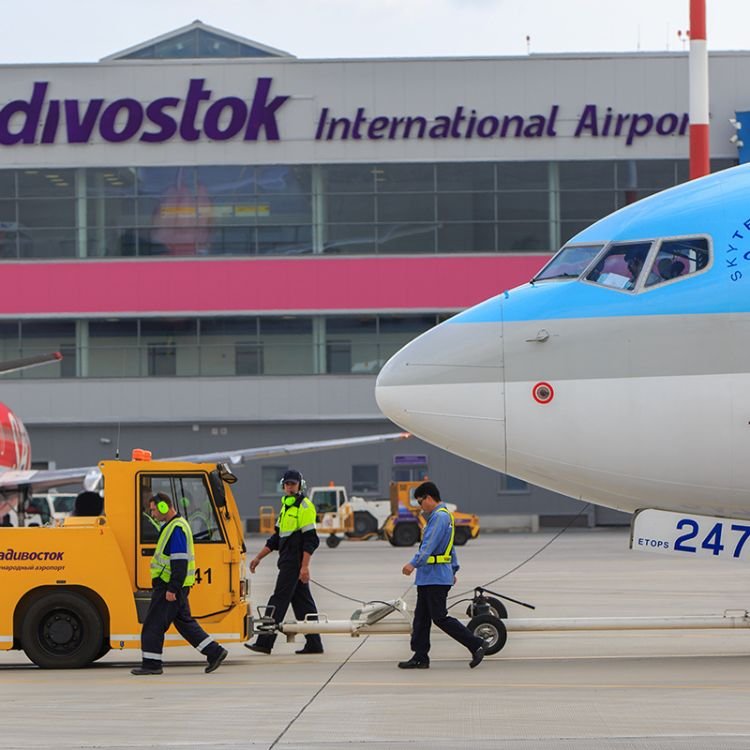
[{"left": 376, "top": 318, "right": 506, "bottom": 472}]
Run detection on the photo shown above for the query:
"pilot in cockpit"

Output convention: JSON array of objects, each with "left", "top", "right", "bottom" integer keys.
[{"left": 624, "top": 247, "right": 658, "bottom": 290}]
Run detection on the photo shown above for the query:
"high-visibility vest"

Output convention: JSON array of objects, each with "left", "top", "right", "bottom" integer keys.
[
  {"left": 278, "top": 496, "right": 317, "bottom": 538},
  {"left": 151, "top": 516, "right": 196, "bottom": 586},
  {"left": 426, "top": 507, "right": 455, "bottom": 564}
]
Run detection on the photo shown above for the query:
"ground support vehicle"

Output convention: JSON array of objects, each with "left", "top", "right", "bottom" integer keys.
[
  {"left": 309, "top": 485, "right": 391, "bottom": 547},
  {"left": 252, "top": 586, "right": 512, "bottom": 657},
  {"left": 2, "top": 493, "right": 77, "bottom": 528},
  {"left": 382, "top": 481, "right": 481, "bottom": 547},
  {"left": 0, "top": 455, "right": 249, "bottom": 668}
]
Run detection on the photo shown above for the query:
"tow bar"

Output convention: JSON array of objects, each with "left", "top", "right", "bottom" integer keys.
[
  {"left": 252, "top": 586, "right": 750, "bottom": 656},
  {"left": 252, "top": 587, "right": 535, "bottom": 656}
]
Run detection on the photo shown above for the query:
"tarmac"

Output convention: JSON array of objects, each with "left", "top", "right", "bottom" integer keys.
[{"left": 3, "top": 528, "right": 750, "bottom": 749}]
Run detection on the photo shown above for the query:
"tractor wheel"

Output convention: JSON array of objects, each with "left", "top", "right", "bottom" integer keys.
[
  {"left": 453, "top": 526, "right": 472, "bottom": 546},
  {"left": 326, "top": 534, "right": 341, "bottom": 548},
  {"left": 347, "top": 511, "right": 379, "bottom": 538},
  {"left": 21, "top": 591, "right": 104, "bottom": 669},
  {"left": 467, "top": 614, "right": 507, "bottom": 656},
  {"left": 392, "top": 522, "right": 420, "bottom": 547}
]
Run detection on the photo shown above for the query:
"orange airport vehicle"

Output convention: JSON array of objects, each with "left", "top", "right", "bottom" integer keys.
[
  {"left": 0, "top": 450, "right": 249, "bottom": 668},
  {"left": 382, "top": 481, "right": 480, "bottom": 547}
]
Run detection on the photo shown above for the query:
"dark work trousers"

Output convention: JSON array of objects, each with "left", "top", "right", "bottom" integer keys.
[
  {"left": 255, "top": 563, "right": 323, "bottom": 651},
  {"left": 140, "top": 584, "right": 222, "bottom": 667},
  {"left": 410, "top": 584, "right": 483, "bottom": 661}
]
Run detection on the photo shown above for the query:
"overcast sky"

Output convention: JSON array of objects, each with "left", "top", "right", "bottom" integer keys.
[{"left": 0, "top": 0, "right": 746, "bottom": 64}]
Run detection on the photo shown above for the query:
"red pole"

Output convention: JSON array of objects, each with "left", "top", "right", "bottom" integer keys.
[{"left": 689, "top": 0, "right": 710, "bottom": 179}]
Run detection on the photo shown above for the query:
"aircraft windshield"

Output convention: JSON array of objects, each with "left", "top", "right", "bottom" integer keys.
[
  {"left": 533, "top": 244, "right": 603, "bottom": 281},
  {"left": 586, "top": 241, "right": 653, "bottom": 290},
  {"left": 586, "top": 237, "right": 709, "bottom": 292},
  {"left": 643, "top": 238, "right": 710, "bottom": 287}
]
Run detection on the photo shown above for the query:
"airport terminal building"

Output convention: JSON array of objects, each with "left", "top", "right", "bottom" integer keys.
[{"left": 0, "top": 22, "right": 744, "bottom": 523}]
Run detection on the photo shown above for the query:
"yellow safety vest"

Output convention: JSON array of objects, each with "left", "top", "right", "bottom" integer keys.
[
  {"left": 150, "top": 516, "right": 196, "bottom": 586},
  {"left": 278, "top": 496, "right": 317, "bottom": 537},
  {"left": 426, "top": 507, "right": 455, "bottom": 564}
]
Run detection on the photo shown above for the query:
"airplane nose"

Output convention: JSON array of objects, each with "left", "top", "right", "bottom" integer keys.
[{"left": 375, "top": 317, "right": 505, "bottom": 472}]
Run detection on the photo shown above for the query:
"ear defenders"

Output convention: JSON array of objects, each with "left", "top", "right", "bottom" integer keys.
[
  {"left": 283, "top": 496, "right": 297, "bottom": 506},
  {"left": 156, "top": 497, "right": 170, "bottom": 514}
]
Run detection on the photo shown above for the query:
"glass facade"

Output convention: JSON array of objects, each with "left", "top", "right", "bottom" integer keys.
[
  {"left": 0, "top": 159, "right": 734, "bottom": 260},
  {"left": 1, "top": 314, "right": 448, "bottom": 379}
]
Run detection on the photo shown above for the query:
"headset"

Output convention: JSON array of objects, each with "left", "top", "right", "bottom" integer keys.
[
  {"left": 280, "top": 470, "right": 305, "bottom": 504},
  {"left": 152, "top": 494, "right": 170, "bottom": 515}
]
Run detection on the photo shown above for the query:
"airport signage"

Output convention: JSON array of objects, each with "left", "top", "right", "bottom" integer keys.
[{"left": 0, "top": 76, "right": 688, "bottom": 147}]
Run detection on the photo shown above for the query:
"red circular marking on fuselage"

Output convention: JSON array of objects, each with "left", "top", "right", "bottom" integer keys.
[{"left": 532, "top": 382, "right": 554, "bottom": 404}]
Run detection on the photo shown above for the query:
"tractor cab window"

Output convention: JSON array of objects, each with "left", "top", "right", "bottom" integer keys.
[
  {"left": 643, "top": 237, "right": 710, "bottom": 288},
  {"left": 312, "top": 489, "right": 340, "bottom": 514},
  {"left": 586, "top": 241, "right": 654, "bottom": 291},
  {"left": 139, "top": 473, "right": 224, "bottom": 544},
  {"left": 533, "top": 244, "right": 604, "bottom": 282}
]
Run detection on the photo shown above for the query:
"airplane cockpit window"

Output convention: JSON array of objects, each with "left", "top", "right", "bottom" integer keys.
[
  {"left": 643, "top": 238, "right": 710, "bottom": 288},
  {"left": 586, "top": 241, "right": 653, "bottom": 291},
  {"left": 533, "top": 244, "right": 603, "bottom": 282}
]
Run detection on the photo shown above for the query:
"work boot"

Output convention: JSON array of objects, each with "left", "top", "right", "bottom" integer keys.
[
  {"left": 295, "top": 644, "right": 324, "bottom": 654},
  {"left": 244, "top": 642, "right": 271, "bottom": 654},
  {"left": 469, "top": 645, "right": 485, "bottom": 669},
  {"left": 205, "top": 647, "right": 228, "bottom": 673},
  {"left": 131, "top": 665, "right": 163, "bottom": 675},
  {"left": 397, "top": 656, "right": 429, "bottom": 669}
]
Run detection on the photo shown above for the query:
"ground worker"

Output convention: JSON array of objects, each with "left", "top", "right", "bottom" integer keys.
[
  {"left": 244, "top": 469, "right": 324, "bottom": 655},
  {"left": 398, "top": 481, "right": 485, "bottom": 669},
  {"left": 131, "top": 492, "right": 228, "bottom": 675}
]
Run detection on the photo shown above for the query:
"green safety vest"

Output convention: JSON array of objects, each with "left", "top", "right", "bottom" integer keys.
[
  {"left": 426, "top": 507, "right": 455, "bottom": 564},
  {"left": 150, "top": 516, "right": 196, "bottom": 587},
  {"left": 278, "top": 496, "right": 317, "bottom": 538}
]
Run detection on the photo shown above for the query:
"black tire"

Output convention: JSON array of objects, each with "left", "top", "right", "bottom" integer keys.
[
  {"left": 467, "top": 614, "right": 507, "bottom": 656},
  {"left": 94, "top": 641, "right": 111, "bottom": 662},
  {"left": 21, "top": 591, "right": 104, "bottom": 669},
  {"left": 466, "top": 596, "right": 508, "bottom": 620},
  {"left": 453, "top": 526, "right": 472, "bottom": 546},
  {"left": 392, "top": 522, "right": 420, "bottom": 547},
  {"left": 347, "top": 511, "right": 379, "bottom": 538},
  {"left": 326, "top": 534, "right": 341, "bottom": 548}
]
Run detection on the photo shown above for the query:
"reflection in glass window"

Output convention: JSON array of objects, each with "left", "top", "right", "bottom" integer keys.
[
  {"left": 376, "top": 163, "right": 434, "bottom": 193},
  {"left": 497, "top": 221, "right": 548, "bottom": 251},
  {"left": 90, "top": 320, "right": 139, "bottom": 377},
  {"left": 352, "top": 464, "right": 379, "bottom": 494},
  {"left": 560, "top": 190, "right": 617, "bottom": 221},
  {"left": 377, "top": 223, "right": 436, "bottom": 253},
  {"left": 560, "top": 161, "right": 615, "bottom": 190},
  {"left": 438, "top": 193, "right": 494, "bottom": 222},
  {"left": 322, "top": 164, "right": 376, "bottom": 192},
  {"left": 326, "top": 341, "right": 351, "bottom": 373},
  {"left": 496, "top": 162, "right": 548, "bottom": 190},
  {"left": 236, "top": 343, "right": 263, "bottom": 375},
  {"left": 500, "top": 474, "right": 529, "bottom": 493},
  {"left": 18, "top": 170, "right": 75, "bottom": 198},
  {"left": 436, "top": 163, "right": 494, "bottom": 192},
  {"left": 534, "top": 244, "right": 603, "bottom": 281},
  {"left": 644, "top": 237, "right": 710, "bottom": 288},
  {"left": 139, "top": 474, "right": 222, "bottom": 543},
  {"left": 437, "top": 223, "right": 495, "bottom": 253},
  {"left": 20, "top": 321, "right": 74, "bottom": 378},
  {"left": 586, "top": 241, "right": 653, "bottom": 290},
  {"left": 262, "top": 466, "right": 288, "bottom": 495}
]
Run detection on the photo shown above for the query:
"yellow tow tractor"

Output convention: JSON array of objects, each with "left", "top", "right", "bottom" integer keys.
[
  {"left": 0, "top": 451, "right": 249, "bottom": 668},
  {"left": 382, "top": 481, "right": 481, "bottom": 547}
]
